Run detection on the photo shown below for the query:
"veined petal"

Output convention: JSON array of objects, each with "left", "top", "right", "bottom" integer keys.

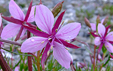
[
  {"left": 0, "top": 14, "right": 2, "bottom": 26},
  {"left": 94, "top": 37, "right": 101, "bottom": 46},
  {"left": 98, "top": 24, "right": 105, "bottom": 37},
  {"left": 35, "top": 4, "right": 54, "bottom": 34},
  {"left": 9, "top": 0, "right": 25, "bottom": 20},
  {"left": 53, "top": 42, "right": 72, "bottom": 69},
  {"left": 21, "top": 37, "right": 48, "bottom": 53},
  {"left": 27, "top": 6, "right": 35, "bottom": 22},
  {"left": 105, "top": 42, "right": 113, "bottom": 53},
  {"left": 106, "top": 32, "right": 113, "bottom": 41},
  {"left": 1, "top": 23, "right": 21, "bottom": 39},
  {"left": 90, "top": 23, "right": 96, "bottom": 31},
  {"left": 20, "top": 28, "right": 26, "bottom": 38},
  {"left": 56, "top": 22, "right": 81, "bottom": 40},
  {"left": 41, "top": 43, "right": 50, "bottom": 68}
]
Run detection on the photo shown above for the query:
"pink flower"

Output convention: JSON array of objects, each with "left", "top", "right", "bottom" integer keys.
[
  {"left": 21, "top": 4, "right": 81, "bottom": 69},
  {"left": 90, "top": 19, "right": 105, "bottom": 31},
  {"left": 93, "top": 24, "right": 113, "bottom": 53},
  {"left": 1, "top": 0, "right": 35, "bottom": 39}
]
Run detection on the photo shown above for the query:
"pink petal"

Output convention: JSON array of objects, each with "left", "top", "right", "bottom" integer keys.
[
  {"left": 106, "top": 32, "right": 113, "bottom": 41},
  {"left": 0, "top": 14, "right": 2, "bottom": 26},
  {"left": 98, "top": 24, "right": 105, "bottom": 37},
  {"left": 35, "top": 4, "right": 54, "bottom": 34},
  {"left": 20, "top": 29, "right": 26, "bottom": 38},
  {"left": 21, "top": 37, "right": 48, "bottom": 53},
  {"left": 94, "top": 37, "right": 101, "bottom": 46},
  {"left": 90, "top": 23, "right": 96, "bottom": 31},
  {"left": 27, "top": 6, "right": 35, "bottom": 22},
  {"left": 56, "top": 22, "right": 81, "bottom": 40},
  {"left": 41, "top": 43, "right": 50, "bottom": 68},
  {"left": 1, "top": 23, "right": 21, "bottom": 39},
  {"left": 9, "top": 0, "right": 25, "bottom": 20},
  {"left": 105, "top": 42, "right": 113, "bottom": 53},
  {"left": 101, "top": 19, "right": 105, "bottom": 24},
  {"left": 53, "top": 42, "right": 72, "bottom": 69},
  {"left": 14, "top": 66, "right": 19, "bottom": 71}
]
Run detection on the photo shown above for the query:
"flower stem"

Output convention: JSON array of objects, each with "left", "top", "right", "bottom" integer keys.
[
  {"left": 27, "top": 31, "right": 32, "bottom": 71},
  {"left": 37, "top": 51, "right": 40, "bottom": 71},
  {"left": 0, "top": 39, "right": 21, "bottom": 46},
  {"left": 0, "top": 47, "right": 12, "bottom": 71},
  {"left": 93, "top": 45, "right": 96, "bottom": 71}
]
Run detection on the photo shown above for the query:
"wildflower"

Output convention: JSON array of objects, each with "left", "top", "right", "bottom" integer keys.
[
  {"left": 1, "top": 0, "right": 35, "bottom": 39},
  {"left": 21, "top": 4, "right": 81, "bottom": 69},
  {"left": 93, "top": 24, "right": 113, "bottom": 53}
]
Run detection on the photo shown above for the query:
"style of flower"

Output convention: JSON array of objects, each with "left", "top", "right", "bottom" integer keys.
[
  {"left": 93, "top": 24, "right": 113, "bottom": 53},
  {"left": 1, "top": 0, "right": 35, "bottom": 39},
  {"left": 21, "top": 4, "right": 81, "bottom": 69}
]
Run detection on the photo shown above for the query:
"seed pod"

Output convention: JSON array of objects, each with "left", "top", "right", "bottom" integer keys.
[
  {"left": 84, "top": 17, "right": 91, "bottom": 28},
  {"left": 52, "top": 1, "right": 64, "bottom": 17}
]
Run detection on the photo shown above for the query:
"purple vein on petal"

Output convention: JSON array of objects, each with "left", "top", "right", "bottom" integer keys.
[
  {"left": 52, "top": 10, "right": 65, "bottom": 33},
  {"left": 2, "top": 16, "right": 23, "bottom": 25},
  {"left": 24, "top": 0, "right": 33, "bottom": 21},
  {"left": 23, "top": 25, "right": 49, "bottom": 38},
  {"left": 55, "top": 38, "right": 80, "bottom": 49}
]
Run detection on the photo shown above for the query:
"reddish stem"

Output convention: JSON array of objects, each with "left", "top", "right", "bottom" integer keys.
[
  {"left": 93, "top": 45, "right": 96, "bottom": 71},
  {"left": 0, "top": 47, "right": 12, "bottom": 71},
  {"left": 27, "top": 31, "right": 32, "bottom": 71}
]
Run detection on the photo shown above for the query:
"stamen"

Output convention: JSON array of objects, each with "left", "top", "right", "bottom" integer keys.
[
  {"left": 51, "top": 46, "right": 53, "bottom": 49},
  {"left": 66, "top": 40, "right": 70, "bottom": 42},
  {"left": 65, "top": 47, "right": 69, "bottom": 50},
  {"left": 47, "top": 51, "right": 50, "bottom": 56},
  {"left": 41, "top": 41, "right": 44, "bottom": 44},
  {"left": 55, "top": 29, "right": 58, "bottom": 32},
  {"left": 48, "top": 38, "right": 52, "bottom": 40}
]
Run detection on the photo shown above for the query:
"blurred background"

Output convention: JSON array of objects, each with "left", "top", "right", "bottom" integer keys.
[{"left": 1, "top": 0, "right": 113, "bottom": 70}]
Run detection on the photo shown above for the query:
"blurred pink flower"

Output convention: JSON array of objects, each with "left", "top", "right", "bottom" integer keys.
[
  {"left": 93, "top": 24, "right": 113, "bottom": 53},
  {"left": 1, "top": 0, "right": 35, "bottom": 39},
  {"left": 21, "top": 4, "right": 81, "bottom": 69}
]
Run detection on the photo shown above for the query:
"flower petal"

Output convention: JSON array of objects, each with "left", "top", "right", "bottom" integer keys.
[
  {"left": 105, "top": 42, "right": 113, "bottom": 53},
  {"left": 90, "top": 23, "right": 96, "bottom": 31},
  {"left": 1, "top": 23, "right": 21, "bottom": 39},
  {"left": 98, "top": 24, "right": 105, "bottom": 37},
  {"left": 27, "top": 6, "right": 35, "bottom": 22},
  {"left": 9, "top": 0, "right": 25, "bottom": 20},
  {"left": 21, "top": 37, "right": 48, "bottom": 53},
  {"left": 53, "top": 42, "right": 72, "bottom": 69},
  {"left": 56, "top": 22, "right": 81, "bottom": 40},
  {"left": 0, "top": 14, "right": 2, "bottom": 26},
  {"left": 106, "top": 32, "right": 113, "bottom": 41},
  {"left": 94, "top": 37, "right": 101, "bottom": 46},
  {"left": 41, "top": 43, "right": 50, "bottom": 68},
  {"left": 35, "top": 4, "right": 54, "bottom": 34}
]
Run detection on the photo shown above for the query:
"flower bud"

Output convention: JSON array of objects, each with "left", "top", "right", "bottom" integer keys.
[
  {"left": 96, "top": 15, "right": 101, "bottom": 24},
  {"left": 84, "top": 17, "right": 91, "bottom": 28},
  {"left": 52, "top": 1, "right": 64, "bottom": 17}
]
